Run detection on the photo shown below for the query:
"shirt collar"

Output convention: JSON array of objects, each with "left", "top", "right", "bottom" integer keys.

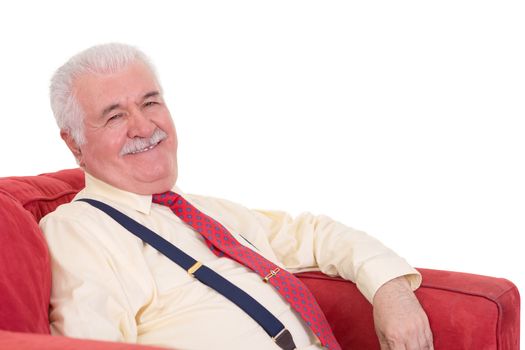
[{"left": 82, "top": 172, "right": 183, "bottom": 215}]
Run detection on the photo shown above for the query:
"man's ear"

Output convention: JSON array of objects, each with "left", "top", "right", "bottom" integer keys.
[{"left": 60, "top": 130, "right": 84, "bottom": 166}]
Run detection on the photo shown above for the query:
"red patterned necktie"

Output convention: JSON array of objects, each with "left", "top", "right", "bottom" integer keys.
[{"left": 152, "top": 192, "right": 341, "bottom": 350}]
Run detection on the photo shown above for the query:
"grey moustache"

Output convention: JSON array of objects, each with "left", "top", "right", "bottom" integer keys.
[{"left": 120, "top": 128, "right": 168, "bottom": 156}]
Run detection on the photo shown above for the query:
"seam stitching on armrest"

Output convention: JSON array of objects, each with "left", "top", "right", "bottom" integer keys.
[
  {"left": 21, "top": 189, "right": 79, "bottom": 207},
  {"left": 420, "top": 283, "right": 517, "bottom": 302}
]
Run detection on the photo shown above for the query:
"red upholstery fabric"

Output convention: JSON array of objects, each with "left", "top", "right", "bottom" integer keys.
[
  {"left": 0, "top": 193, "right": 51, "bottom": 333},
  {"left": 418, "top": 269, "right": 521, "bottom": 350},
  {"left": 0, "top": 330, "right": 164, "bottom": 350},
  {"left": 0, "top": 168, "right": 520, "bottom": 349},
  {"left": 0, "top": 169, "right": 84, "bottom": 333},
  {"left": 0, "top": 169, "right": 85, "bottom": 222},
  {"left": 298, "top": 271, "right": 521, "bottom": 350}
]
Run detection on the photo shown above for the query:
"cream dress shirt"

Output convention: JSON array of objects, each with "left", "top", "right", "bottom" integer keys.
[{"left": 40, "top": 173, "right": 421, "bottom": 350}]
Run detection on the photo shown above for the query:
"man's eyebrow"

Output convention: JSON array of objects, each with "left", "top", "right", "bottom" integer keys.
[
  {"left": 143, "top": 91, "right": 161, "bottom": 100},
  {"left": 101, "top": 103, "right": 121, "bottom": 118}
]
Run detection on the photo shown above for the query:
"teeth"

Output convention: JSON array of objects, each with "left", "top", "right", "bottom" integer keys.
[
  {"left": 120, "top": 128, "right": 168, "bottom": 156},
  {"left": 131, "top": 142, "right": 158, "bottom": 154}
]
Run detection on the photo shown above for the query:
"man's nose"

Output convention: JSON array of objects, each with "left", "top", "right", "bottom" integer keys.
[{"left": 127, "top": 107, "right": 156, "bottom": 138}]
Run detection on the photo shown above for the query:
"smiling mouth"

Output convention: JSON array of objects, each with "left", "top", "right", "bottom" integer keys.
[
  {"left": 120, "top": 128, "right": 168, "bottom": 156},
  {"left": 128, "top": 140, "right": 161, "bottom": 154}
]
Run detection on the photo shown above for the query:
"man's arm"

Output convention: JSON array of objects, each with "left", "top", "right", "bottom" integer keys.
[
  {"left": 249, "top": 209, "right": 420, "bottom": 300},
  {"left": 40, "top": 208, "right": 139, "bottom": 342},
  {"left": 249, "top": 209, "right": 433, "bottom": 348}
]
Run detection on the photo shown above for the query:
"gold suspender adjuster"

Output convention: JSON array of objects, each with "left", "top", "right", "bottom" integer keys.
[
  {"left": 187, "top": 261, "right": 203, "bottom": 277},
  {"left": 263, "top": 268, "right": 281, "bottom": 283}
]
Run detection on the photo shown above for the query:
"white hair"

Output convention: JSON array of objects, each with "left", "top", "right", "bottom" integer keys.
[{"left": 49, "top": 43, "right": 159, "bottom": 145}]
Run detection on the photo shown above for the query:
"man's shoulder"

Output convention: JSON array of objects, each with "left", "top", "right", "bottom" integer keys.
[
  {"left": 40, "top": 202, "right": 87, "bottom": 232},
  {"left": 39, "top": 193, "right": 145, "bottom": 253},
  {"left": 39, "top": 192, "right": 124, "bottom": 232},
  {"left": 40, "top": 198, "right": 87, "bottom": 222}
]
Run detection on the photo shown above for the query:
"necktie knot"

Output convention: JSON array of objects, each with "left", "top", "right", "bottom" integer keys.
[{"left": 152, "top": 191, "right": 180, "bottom": 207}]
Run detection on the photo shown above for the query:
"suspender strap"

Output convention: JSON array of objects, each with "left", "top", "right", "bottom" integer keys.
[{"left": 77, "top": 198, "right": 296, "bottom": 350}]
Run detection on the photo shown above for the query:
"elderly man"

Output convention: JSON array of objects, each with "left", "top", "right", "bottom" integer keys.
[{"left": 41, "top": 43, "right": 433, "bottom": 350}]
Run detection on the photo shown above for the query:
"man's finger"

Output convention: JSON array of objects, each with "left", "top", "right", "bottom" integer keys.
[
  {"left": 423, "top": 327, "right": 434, "bottom": 349},
  {"left": 405, "top": 331, "right": 424, "bottom": 350},
  {"left": 391, "top": 340, "right": 408, "bottom": 350},
  {"left": 421, "top": 314, "right": 434, "bottom": 349},
  {"left": 379, "top": 339, "right": 390, "bottom": 350},
  {"left": 413, "top": 323, "right": 433, "bottom": 349}
]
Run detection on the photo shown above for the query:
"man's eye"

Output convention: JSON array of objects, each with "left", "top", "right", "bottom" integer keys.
[
  {"left": 144, "top": 101, "right": 158, "bottom": 108},
  {"left": 108, "top": 114, "right": 123, "bottom": 122}
]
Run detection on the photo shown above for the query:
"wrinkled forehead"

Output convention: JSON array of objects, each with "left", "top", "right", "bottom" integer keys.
[{"left": 73, "top": 61, "right": 162, "bottom": 116}]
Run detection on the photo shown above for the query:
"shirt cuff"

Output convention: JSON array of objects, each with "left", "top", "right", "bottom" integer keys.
[{"left": 354, "top": 255, "right": 422, "bottom": 303}]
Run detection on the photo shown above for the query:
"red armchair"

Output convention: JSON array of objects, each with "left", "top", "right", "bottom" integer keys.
[{"left": 0, "top": 169, "right": 520, "bottom": 349}]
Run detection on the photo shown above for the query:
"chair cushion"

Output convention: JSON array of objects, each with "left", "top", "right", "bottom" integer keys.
[
  {"left": 0, "top": 169, "right": 85, "bottom": 222},
  {"left": 0, "top": 169, "right": 84, "bottom": 333},
  {"left": 0, "top": 193, "right": 51, "bottom": 333}
]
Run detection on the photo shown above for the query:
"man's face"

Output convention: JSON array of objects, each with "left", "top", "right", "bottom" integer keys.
[{"left": 64, "top": 61, "right": 178, "bottom": 194}]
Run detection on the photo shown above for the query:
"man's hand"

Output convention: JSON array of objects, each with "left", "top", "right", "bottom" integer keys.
[{"left": 372, "top": 276, "right": 433, "bottom": 350}]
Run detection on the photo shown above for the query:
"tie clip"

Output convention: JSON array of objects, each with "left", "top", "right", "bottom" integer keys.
[{"left": 263, "top": 268, "right": 281, "bottom": 283}]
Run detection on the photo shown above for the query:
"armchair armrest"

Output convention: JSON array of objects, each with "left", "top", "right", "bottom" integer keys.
[
  {"left": 297, "top": 268, "right": 520, "bottom": 350},
  {"left": 0, "top": 330, "right": 165, "bottom": 350}
]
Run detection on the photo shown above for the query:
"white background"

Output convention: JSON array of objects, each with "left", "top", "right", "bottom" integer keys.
[{"left": 1, "top": 0, "right": 523, "bottom": 342}]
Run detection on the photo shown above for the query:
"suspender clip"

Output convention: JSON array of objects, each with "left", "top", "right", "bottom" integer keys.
[{"left": 273, "top": 328, "right": 296, "bottom": 350}]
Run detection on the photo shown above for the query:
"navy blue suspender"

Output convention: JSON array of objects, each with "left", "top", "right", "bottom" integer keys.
[{"left": 77, "top": 198, "right": 296, "bottom": 350}]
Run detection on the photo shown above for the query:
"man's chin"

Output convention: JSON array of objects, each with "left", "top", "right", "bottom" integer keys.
[
  {"left": 84, "top": 161, "right": 177, "bottom": 194},
  {"left": 129, "top": 171, "right": 177, "bottom": 194}
]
